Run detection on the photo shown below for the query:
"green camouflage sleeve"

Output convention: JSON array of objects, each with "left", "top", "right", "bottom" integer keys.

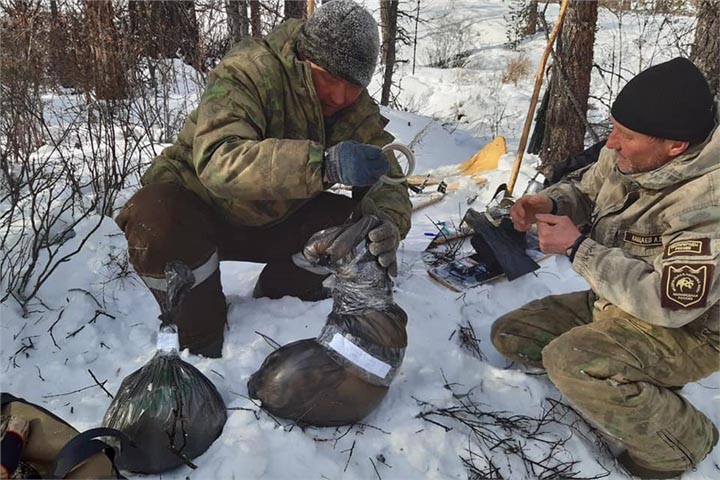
[
  {"left": 353, "top": 114, "right": 412, "bottom": 238},
  {"left": 192, "top": 56, "right": 325, "bottom": 201}
]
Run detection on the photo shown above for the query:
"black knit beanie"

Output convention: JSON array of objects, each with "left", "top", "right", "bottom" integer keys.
[
  {"left": 297, "top": 0, "right": 379, "bottom": 87},
  {"left": 611, "top": 57, "right": 715, "bottom": 144}
]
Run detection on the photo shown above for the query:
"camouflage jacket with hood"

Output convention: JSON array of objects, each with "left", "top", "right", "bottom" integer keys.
[
  {"left": 541, "top": 120, "right": 720, "bottom": 330},
  {"left": 141, "top": 20, "right": 411, "bottom": 236}
]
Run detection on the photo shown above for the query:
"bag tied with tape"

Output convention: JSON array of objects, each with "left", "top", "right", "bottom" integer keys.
[
  {"left": 102, "top": 262, "right": 227, "bottom": 473},
  {"left": 247, "top": 216, "right": 407, "bottom": 426}
]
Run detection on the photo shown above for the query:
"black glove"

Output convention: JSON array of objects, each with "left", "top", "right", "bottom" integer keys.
[
  {"left": 368, "top": 214, "right": 400, "bottom": 277},
  {"left": 324, "top": 141, "right": 388, "bottom": 187}
]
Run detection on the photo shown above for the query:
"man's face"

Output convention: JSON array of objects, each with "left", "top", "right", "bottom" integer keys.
[
  {"left": 606, "top": 118, "right": 687, "bottom": 174},
  {"left": 309, "top": 62, "right": 364, "bottom": 117}
]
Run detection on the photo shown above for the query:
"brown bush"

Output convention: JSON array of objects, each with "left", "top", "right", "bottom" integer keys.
[{"left": 502, "top": 55, "right": 531, "bottom": 86}]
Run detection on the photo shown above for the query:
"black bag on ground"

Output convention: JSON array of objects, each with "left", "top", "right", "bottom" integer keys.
[
  {"left": 248, "top": 216, "right": 407, "bottom": 426},
  {"left": 1, "top": 392, "right": 126, "bottom": 479},
  {"left": 102, "top": 263, "right": 227, "bottom": 473}
]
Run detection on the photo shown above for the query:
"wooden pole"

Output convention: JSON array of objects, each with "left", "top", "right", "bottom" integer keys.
[
  {"left": 307, "top": 0, "right": 315, "bottom": 17},
  {"left": 507, "top": 0, "right": 570, "bottom": 195}
]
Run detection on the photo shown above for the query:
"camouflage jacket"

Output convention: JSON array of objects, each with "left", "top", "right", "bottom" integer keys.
[
  {"left": 141, "top": 20, "right": 411, "bottom": 236},
  {"left": 542, "top": 122, "right": 720, "bottom": 329}
]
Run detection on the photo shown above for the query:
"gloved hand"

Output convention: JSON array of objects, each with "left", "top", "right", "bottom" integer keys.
[
  {"left": 324, "top": 141, "right": 388, "bottom": 187},
  {"left": 368, "top": 214, "right": 400, "bottom": 277}
]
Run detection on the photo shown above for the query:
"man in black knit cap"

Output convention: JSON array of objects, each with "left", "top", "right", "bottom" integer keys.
[{"left": 492, "top": 57, "right": 719, "bottom": 478}]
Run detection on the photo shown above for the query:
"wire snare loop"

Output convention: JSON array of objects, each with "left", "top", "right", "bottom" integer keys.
[{"left": 380, "top": 143, "right": 415, "bottom": 185}]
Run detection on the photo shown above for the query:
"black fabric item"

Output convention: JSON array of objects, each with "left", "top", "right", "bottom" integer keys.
[
  {"left": 465, "top": 210, "right": 540, "bottom": 281},
  {"left": 253, "top": 265, "right": 332, "bottom": 301},
  {"left": 611, "top": 57, "right": 715, "bottom": 144},
  {"left": 527, "top": 87, "right": 550, "bottom": 155},
  {"left": 1, "top": 429, "right": 24, "bottom": 476},
  {"left": 1, "top": 392, "right": 19, "bottom": 406},
  {"left": 544, "top": 139, "right": 607, "bottom": 187},
  {"left": 50, "top": 428, "right": 129, "bottom": 479}
]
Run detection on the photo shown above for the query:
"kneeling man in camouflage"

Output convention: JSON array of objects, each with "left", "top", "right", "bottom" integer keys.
[{"left": 492, "top": 57, "right": 719, "bottom": 478}]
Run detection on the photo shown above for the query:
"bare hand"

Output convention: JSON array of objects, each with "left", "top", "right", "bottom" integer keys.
[
  {"left": 509, "top": 195, "right": 553, "bottom": 231},
  {"left": 535, "top": 214, "right": 582, "bottom": 254}
]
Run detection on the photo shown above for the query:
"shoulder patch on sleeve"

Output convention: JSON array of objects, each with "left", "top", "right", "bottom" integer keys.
[
  {"left": 661, "top": 263, "right": 715, "bottom": 309},
  {"left": 664, "top": 238, "right": 710, "bottom": 258}
]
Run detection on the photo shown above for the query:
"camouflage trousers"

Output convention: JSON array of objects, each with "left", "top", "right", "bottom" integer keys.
[{"left": 491, "top": 290, "right": 720, "bottom": 473}]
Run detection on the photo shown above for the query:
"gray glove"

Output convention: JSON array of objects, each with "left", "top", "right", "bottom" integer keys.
[{"left": 368, "top": 214, "right": 400, "bottom": 277}]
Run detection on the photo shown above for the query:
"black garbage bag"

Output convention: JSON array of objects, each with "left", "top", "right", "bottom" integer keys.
[
  {"left": 248, "top": 216, "right": 407, "bottom": 426},
  {"left": 103, "top": 263, "right": 227, "bottom": 473}
]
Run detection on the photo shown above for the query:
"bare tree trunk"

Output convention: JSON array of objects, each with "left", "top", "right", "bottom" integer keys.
[
  {"left": 226, "top": 0, "right": 249, "bottom": 43},
  {"left": 539, "top": 0, "right": 598, "bottom": 169},
  {"left": 526, "top": 0, "right": 538, "bottom": 35},
  {"left": 158, "top": 1, "right": 199, "bottom": 67},
  {"left": 250, "top": 0, "right": 262, "bottom": 36},
  {"left": 692, "top": 0, "right": 719, "bottom": 99},
  {"left": 380, "top": 0, "right": 398, "bottom": 106},
  {"left": 127, "top": 1, "right": 199, "bottom": 67},
  {"left": 48, "top": 0, "right": 73, "bottom": 87},
  {"left": 285, "top": 0, "right": 306, "bottom": 19},
  {"left": 84, "top": 0, "right": 127, "bottom": 99}
]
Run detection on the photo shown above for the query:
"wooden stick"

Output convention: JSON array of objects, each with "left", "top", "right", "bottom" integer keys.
[
  {"left": 307, "top": 0, "right": 315, "bottom": 17},
  {"left": 507, "top": 0, "right": 570, "bottom": 195}
]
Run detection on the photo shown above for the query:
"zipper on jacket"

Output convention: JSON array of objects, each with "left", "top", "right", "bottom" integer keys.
[
  {"left": 300, "top": 62, "right": 326, "bottom": 147},
  {"left": 591, "top": 185, "right": 640, "bottom": 243}
]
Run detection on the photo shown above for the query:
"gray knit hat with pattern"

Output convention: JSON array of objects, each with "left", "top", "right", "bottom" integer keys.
[{"left": 297, "top": 0, "right": 380, "bottom": 87}]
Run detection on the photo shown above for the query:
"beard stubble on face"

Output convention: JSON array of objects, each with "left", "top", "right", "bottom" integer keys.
[{"left": 616, "top": 141, "right": 673, "bottom": 174}]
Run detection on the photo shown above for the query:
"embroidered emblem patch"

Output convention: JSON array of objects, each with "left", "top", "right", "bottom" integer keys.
[
  {"left": 623, "top": 232, "right": 662, "bottom": 247},
  {"left": 664, "top": 238, "right": 710, "bottom": 258},
  {"left": 661, "top": 263, "right": 714, "bottom": 309}
]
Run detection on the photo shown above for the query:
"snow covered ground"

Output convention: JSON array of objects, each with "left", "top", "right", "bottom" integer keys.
[{"left": 1, "top": 1, "right": 717, "bottom": 479}]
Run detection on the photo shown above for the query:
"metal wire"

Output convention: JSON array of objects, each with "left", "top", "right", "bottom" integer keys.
[{"left": 380, "top": 142, "right": 415, "bottom": 185}]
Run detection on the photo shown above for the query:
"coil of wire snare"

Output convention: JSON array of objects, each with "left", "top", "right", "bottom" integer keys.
[{"left": 380, "top": 143, "right": 415, "bottom": 185}]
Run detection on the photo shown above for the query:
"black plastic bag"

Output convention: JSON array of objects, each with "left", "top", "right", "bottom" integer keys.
[
  {"left": 248, "top": 216, "right": 407, "bottom": 426},
  {"left": 103, "top": 263, "right": 227, "bottom": 473}
]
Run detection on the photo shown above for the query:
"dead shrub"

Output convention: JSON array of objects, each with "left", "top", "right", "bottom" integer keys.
[{"left": 502, "top": 55, "right": 530, "bottom": 85}]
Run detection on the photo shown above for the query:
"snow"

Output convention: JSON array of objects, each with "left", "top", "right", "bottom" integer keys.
[{"left": 1, "top": 1, "right": 717, "bottom": 479}]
